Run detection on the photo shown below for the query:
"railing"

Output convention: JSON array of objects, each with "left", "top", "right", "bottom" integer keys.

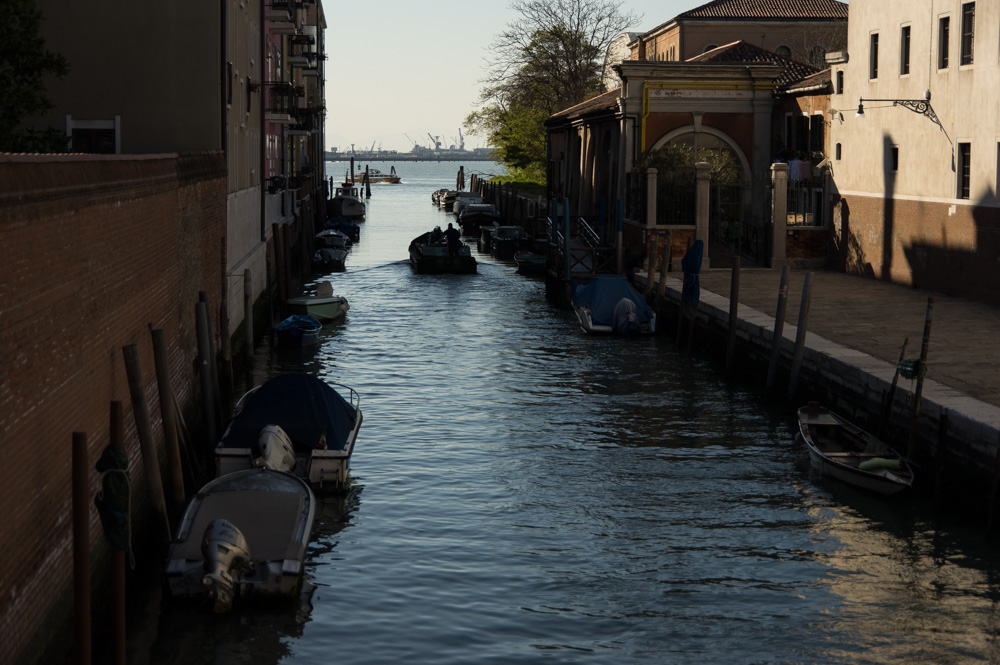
[
  {"left": 786, "top": 176, "right": 826, "bottom": 227},
  {"left": 547, "top": 216, "right": 616, "bottom": 277},
  {"left": 655, "top": 168, "right": 696, "bottom": 225},
  {"left": 264, "top": 82, "right": 296, "bottom": 116}
]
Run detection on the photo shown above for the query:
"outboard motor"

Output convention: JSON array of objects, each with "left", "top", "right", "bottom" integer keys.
[
  {"left": 612, "top": 297, "right": 640, "bottom": 337},
  {"left": 255, "top": 424, "right": 296, "bottom": 472},
  {"left": 201, "top": 519, "right": 253, "bottom": 613}
]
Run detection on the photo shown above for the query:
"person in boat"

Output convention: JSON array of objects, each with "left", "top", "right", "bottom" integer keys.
[
  {"left": 430, "top": 226, "right": 444, "bottom": 244},
  {"left": 444, "top": 222, "right": 462, "bottom": 256}
]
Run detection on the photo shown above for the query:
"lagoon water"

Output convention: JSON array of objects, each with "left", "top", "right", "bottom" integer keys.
[{"left": 129, "top": 161, "right": 1000, "bottom": 664}]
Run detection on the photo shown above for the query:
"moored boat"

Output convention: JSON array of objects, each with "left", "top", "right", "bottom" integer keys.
[
  {"left": 573, "top": 274, "right": 656, "bottom": 335},
  {"left": 215, "top": 373, "right": 363, "bottom": 491},
  {"left": 316, "top": 229, "right": 351, "bottom": 249},
  {"left": 164, "top": 467, "right": 315, "bottom": 613},
  {"left": 491, "top": 225, "right": 528, "bottom": 260},
  {"left": 514, "top": 250, "right": 546, "bottom": 275},
  {"left": 797, "top": 403, "right": 915, "bottom": 495},
  {"left": 329, "top": 182, "right": 366, "bottom": 220},
  {"left": 286, "top": 282, "right": 350, "bottom": 323},
  {"left": 274, "top": 314, "right": 322, "bottom": 347},
  {"left": 457, "top": 203, "right": 501, "bottom": 237}
]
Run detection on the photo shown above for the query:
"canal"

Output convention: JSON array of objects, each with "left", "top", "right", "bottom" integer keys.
[{"left": 127, "top": 161, "right": 1000, "bottom": 664}]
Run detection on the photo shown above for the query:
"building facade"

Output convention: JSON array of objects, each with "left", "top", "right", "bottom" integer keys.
[{"left": 828, "top": 0, "right": 1000, "bottom": 304}]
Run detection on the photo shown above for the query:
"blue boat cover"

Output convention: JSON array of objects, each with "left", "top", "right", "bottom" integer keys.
[
  {"left": 274, "top": 314, "right": 321, "bottom": 331},
  {"left": 681, "top": 239, "right": 704, "bottom": 304},
  {"left": 219, "top": 373, "right": 358, "bottom": 452},
  {"left": 573, "top": 275, "right": 654, "bottom": 327}
]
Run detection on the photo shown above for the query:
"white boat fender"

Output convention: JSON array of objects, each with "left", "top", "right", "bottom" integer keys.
[
  {"left": 255, "top": 424, "right": 296, "bottom": 472},
  {"left": 201, "top": 519, "right": 254, "bottom": 613}
]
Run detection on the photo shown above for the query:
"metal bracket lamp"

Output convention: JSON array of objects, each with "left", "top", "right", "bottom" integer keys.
[{"left": 855, "top": 98, "right": 943, "bottom": 131}]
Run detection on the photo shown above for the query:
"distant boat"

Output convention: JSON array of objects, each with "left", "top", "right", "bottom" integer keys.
[
  {"left": 353, "top": 166, "right": 401, "bottom": 184},
  {"left": 408, "top": 229, "right": 477, "bottom": 274},
  {"left": 797, "top": 403, "right": 915, "bottom": 495}
]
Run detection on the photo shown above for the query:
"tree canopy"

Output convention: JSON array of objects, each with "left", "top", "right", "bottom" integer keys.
[
  {"left": 0, "top": 0, "right": 69, "bottom": 153},
  {"left": 466, "top": 0, "right": 638, "bottom": 183}
]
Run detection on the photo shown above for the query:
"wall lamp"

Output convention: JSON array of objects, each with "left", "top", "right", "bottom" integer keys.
[{"left": 855, "top": 98, "right": 943, "bottom": 131}]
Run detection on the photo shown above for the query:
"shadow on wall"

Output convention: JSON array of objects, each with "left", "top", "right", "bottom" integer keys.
[
  {"left": 902, "top": 188, "right": 1000, "bottom": 306},
  {"left": 832, "top": 197, "right": 876, "bottom": 278}
]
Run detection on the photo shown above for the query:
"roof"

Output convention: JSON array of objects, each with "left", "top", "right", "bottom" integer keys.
[
  {"left": 677, "top": 0, "right": 848, "bottom": 20},
  {"left": 547, "top": 87, "right": 622, "bottom": 122},
  {"left": 635, "top": 0, "right": 848, "bottom": 41},
  {"left": 781, "top": 68, "right": 831, "bottom": 94},
  {"left": 686, "top": 40, "right": 819, "bottom": 86}
]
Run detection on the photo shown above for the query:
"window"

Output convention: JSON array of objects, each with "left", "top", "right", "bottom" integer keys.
[
  {"left": 961, "top": 2, "right": 975, "bottom": 65},
  {"left": 809, "top": 114, "right": 825, "bottom": 154},
  {"left": 869, "top": 33, "right": 879, "bottom": 79},
  {"left": 957, "top": 143, "right": 971, "bottom": 199},
  {"left": 939, "top": 16, "right": 950, "bottom": 69},
  {"left": 891, "top": 146, "right": 899, "bottom": 171},
  {"left": 775, "top": 45, "right": 791, "bottom": 58},
  {"left": 836, "top": 143, "right": 842, "bottom": 160},
  {"left": 703, "top": 44, "right": 718, "bottom": 53},
  {"left": 836, "top": 70, "right": 844, "bottom": 94},
  {"left": 795, "top": 115, "right": 810, "bottom": 153},
  {"left": 809, "top": 46, "right": 826, "bottom": 68},
  {"left": 900, "top": 26, "right": 911, "bottom": 75}
]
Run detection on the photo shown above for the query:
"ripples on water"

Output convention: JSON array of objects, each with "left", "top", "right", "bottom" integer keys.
[{"left": 132, "top": 162, "right": 1000, "bottom": 665}]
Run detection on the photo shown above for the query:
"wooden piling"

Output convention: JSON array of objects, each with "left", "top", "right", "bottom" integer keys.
[
  {"left": 122, "top": 344, "right": 171, "bottom": 544},
  {"left": 72, "top": 431, "right": 91, "bottom": 665},
  {"left": 199, "top": 291, "right": 222, "bottom": 435},
  {"left": 766, "top": 265, "right": 790, "bottom": 390},
  {"left": 195, "top": 302, "right": 218, "bottom": 448},
  {"left": 219, "top": 243, "right": 233, "bottom": 418},
  {"left": 656, "top": 231, "right": 671, "bottom": 299},
  {"left": 243, "top": 268, "right": 254, "bottom": 372},
  {"left": 725, "top": 257, "right": 741, "bottom": 373},
  {"left": 877, "top": 338, "right": 909, "bottom": 439},
  {"left": 109, "top": 401, "right": 126, "bottom": 665},
  {"left": 149, "top": 327, "right": 185, "bottom": 515},
  {"left": 906, "top": 297, "right": 934, "bottom": 458},
  {"left": 272, "top": 223, "right": 285, "bottom": 306},
  {"left": 787, "top": 271, "right": 813, "bottom": 400}
]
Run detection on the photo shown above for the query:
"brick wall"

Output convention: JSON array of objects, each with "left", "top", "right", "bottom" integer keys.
[
  {"left": 0, "top": 152, "right": 226, "bottom": 664},
  {"left": 832, "top": 194, "right": 1000, "bottom": 306}
]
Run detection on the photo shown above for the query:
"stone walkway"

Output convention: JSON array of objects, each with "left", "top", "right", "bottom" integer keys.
[{"left": 690, "top": 268, "right": 1000, "bottom": 410}]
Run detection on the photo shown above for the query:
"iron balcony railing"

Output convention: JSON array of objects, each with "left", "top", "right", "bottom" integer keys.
[{"left": 264, "top": 82, "right": 297, "bottom": 116}]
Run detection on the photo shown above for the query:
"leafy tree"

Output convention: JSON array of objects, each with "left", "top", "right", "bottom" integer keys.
[
  {"left": 466, "top": 0, "right": 638, "bottom": 183},
  {"left": 0, "top": 0, "right": 70, "bottom": 153}
]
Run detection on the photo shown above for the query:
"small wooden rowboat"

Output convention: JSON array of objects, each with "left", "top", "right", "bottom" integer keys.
[{"left": 797, "top": 404, "right": 915, "bottom": 495}]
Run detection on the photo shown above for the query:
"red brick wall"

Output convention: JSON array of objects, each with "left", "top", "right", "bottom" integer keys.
[
  {"left": 0, "top": 152, "right": 226, "bottom": 663},
  {"left": 831, "top": 193, "right": 1000, "bottom": 306}
]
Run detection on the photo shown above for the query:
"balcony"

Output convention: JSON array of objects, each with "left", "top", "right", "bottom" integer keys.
[
  {"left": 266, "top": 0, "right": 298, "bottom": 34},
  {"left": 287, "top": 106, "right": 323, "bottom": 136},
  {"left": 264, "top": 82, "right": 296, "bottom": 124}
]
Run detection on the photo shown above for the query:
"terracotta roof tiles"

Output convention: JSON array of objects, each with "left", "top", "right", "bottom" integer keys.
[
  {"left": 686, "top": 40, "right": 819, "bottom": 86},
  {"left": 678, "top": 0, "right": 848, "bottom": 20}
]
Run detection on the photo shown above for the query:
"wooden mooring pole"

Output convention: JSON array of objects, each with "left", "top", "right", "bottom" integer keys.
[
  {"left": 243, "top": 268, "right": 254, "bottom": 374},
  {"left": 787, "top": 272, "right": 813, "bottom": 400},
  {"left": 72, "top": 431, "right": 91, "bottom": 665},
  {"left": 109, "top": 401, "right": 126, "bottom": 665},
  {"left": 906, "top": 297, "right": 934, "bottom": 458},
  {"left": 766, "top": 266, "right": 790, "bottom": 391},
  {"left": 725, "top": 257, "right": 741, "bottom": 373},
  {"left": 196, "top": 302, "right": 219, "bottom": 447}
]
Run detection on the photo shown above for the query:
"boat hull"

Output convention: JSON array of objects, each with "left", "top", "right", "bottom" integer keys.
[
  {"left": 409, "top": 246, "right": 477, "bottom": 274},
  {"left": 214, "top": 374, "right": 363, "bottom": 492},
  {"left": 274, "top": 315, "right": 322, "bottom": 347},
  {"left": 285, "top": 296, "right": 349, "bottom": 323},
  {"left": 797, "top": 404, "right": 914, "bottom": 496},
  {"left": 164, "top": 468, "right": 315, "bottom": 607}
]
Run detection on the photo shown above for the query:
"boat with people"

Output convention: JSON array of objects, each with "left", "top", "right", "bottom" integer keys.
[
  {"left": 353, "top": 166, "right": 401, "bottom": 184},
  {"left": 329, "top": 181, "right": 366, "bottom": 220},
  {"left": 285, "top": 282, "right": 350, "bottom": 323},
  {"left": 273, "top": 314, "right": 322, "bottom": 348},
  {"left": 573, "top": 274, "right": 656, "bottom": 336},
  {"left": 215, "top": 373, "right": 363, "bottom": 492},
  {"left": 408, "top": 227, "right": 477, "bottom": 274},
  {"left": 164, "top": 467, "right": 316, "bottom": 612},
  {"left": 797, "top": 403, "right": 915, "bottom": 495}
]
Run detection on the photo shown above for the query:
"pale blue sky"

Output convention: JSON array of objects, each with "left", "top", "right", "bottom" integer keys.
[{"left": 324, "top": 0, "right": 693, "bottom": 153}]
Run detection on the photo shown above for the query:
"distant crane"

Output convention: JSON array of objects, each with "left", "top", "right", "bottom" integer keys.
[
  {"left": 458, "top": 128, "right": 465, "bottom": 151},
  {"left": 427, "top": 133, "right": 441, "bottom": 150},
  {"left": 404, "top": 133, "right": 420, "bottom": 151}
]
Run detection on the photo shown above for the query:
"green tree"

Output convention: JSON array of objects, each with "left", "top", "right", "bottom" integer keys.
[
  {"left": 0, "top": 0, "right": 70, "bottom": 153},
  {"left": 466, "top": 0, "right": 638, "bottom": 183}
]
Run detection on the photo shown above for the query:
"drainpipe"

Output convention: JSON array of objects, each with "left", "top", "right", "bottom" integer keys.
[{"left": 260, "top": 0, "right": 267, "bottom": 242}]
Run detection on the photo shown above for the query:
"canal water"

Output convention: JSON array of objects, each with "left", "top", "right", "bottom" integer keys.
[{"left": 129, "top": 161, "right": 1000, "bottom": 664}]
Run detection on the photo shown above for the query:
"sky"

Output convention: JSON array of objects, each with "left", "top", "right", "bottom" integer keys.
[{"left": 323, "top": 0, "right": 694, "bottom": 154}]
